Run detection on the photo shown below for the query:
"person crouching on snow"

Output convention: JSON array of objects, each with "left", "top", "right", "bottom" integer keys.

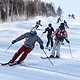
[
  {"left": 8, "top": 28, "right": 44, "bottom": 64},
  {"left": 50, "top": 23, "right": 70, "bottom": 58}
]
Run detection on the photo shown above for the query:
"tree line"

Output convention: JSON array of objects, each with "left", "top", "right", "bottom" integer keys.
[{"left": 0, "top": 0, "right": 62, "bottom": 22}]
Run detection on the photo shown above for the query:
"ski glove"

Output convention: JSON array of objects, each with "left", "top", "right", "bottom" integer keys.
[
  {"left": 40, "top": 45, "right": 44, "bottom": 50},
  {"left": 43, "top": 31, "right": 46, "bottom": 33},
  {"left": 12, "top": 40, "right": 16, "bottom": 44},
  {"left": 65, "top": 38, "right": 70, "bottom": 44},
  {"left": 67, "top": 40, "right": 70, "bottom": 44},
  {"left": 51, "top": 33, "right": 54, "bottom": 38}
]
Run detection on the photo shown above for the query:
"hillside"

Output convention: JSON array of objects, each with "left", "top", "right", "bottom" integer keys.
[{"left": 0, "top": 16, "right": 80, "bottom": 80}]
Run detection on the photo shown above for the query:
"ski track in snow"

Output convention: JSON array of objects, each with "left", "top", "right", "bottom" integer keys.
[{"left": 16, "top": 64, "right": 80, "bottom": 79}]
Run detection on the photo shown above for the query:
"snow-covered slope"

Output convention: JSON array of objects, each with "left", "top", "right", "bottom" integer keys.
[{"left": 0, "top": 16, "right": 80, "bottom": 80}]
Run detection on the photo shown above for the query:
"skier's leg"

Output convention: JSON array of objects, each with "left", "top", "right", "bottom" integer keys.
[
  {"left": 51, "top": 37, "right": 53, "bottom": 48},
  {"left": 11, "top": 45, "right": 27, "bottom": 61},
  {"left": 56, "top": 41, "right": 61, "bottom": 58},
  {"left": 50, "top": 41, "right": 56, "bottom": 57},
  {"left": 35, "top": 25, "right": 37, "bottom": 29},
  {"left": 35, "top": 25, "right": 39, "bottom": 29},
  {"left": 46, "top": 37, "right": 50, "bottom": 47},
  {"left": 18, "top": 48, "right": 32, "bottom": 61}
]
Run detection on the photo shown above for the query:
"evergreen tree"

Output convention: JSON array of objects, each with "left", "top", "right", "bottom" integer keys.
[{"left": 57, "top": 6, "right": 62, "bottom": 16}]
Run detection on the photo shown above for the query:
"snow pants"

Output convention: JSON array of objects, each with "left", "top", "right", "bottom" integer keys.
[
  {"left": 12, "top": 45, "right": 32, "bottom": 61},
  {"left": 51, "top": 40, "right": 61, "bottom": 57},
  {"left": 46, "top": 36, "right": 53, "bottom": 48}
]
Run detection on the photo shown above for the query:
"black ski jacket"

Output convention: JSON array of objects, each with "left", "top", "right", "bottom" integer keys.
[{"left": 43, "top": 27, "right": 54, "bottom": 37}]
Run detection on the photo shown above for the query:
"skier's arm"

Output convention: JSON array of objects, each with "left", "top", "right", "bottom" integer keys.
[
  {"left": 12, "top": 33, "right": 27, "bottom": 44},
  {"left": 63, "top": 34, "right": 70, "bottom": 44},
  {"left": 51, "top": 28, "right": 58, "bottom": 38},
  {"left": 39, "top": 21, "right": 42, "bottom": 26},
  {"left": 43, "top": 28, "right": 47, "bottom": 33},
  {"left": 43, "top": 30, "right": 46, "bottom": 33},
  {"left": 63, "top": 30, "right": 70, "bottom": 44},
  {"left": 36, "top": 36, "right": 44, "bottom": 49},
  {"left": 52, "top": 27, "right": 54, "bottom": 32},
  {"left": 64, "top": 37, "right": 70, "bottom": 44}
]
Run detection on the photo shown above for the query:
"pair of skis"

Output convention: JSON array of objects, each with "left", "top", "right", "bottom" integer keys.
[
  {"left": 0, "top": 62, "right": 22, "bottom": 67},
  {"left": 41, "top": 56, "right": 60, "bottom": 59},
  {"left": 0, "top": 57, "right": 54, "bottom": 67}
]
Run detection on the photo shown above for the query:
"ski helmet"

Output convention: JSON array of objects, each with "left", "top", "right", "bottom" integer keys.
[
  {"left": 48, "top": 23, "right": 52, "bottom": 27},
  {"left": 30, "top": 28, "right": 36, "bottom": 34},
  {"left": 39, "top": 20, "right": 41, "bottom": 22},
  {"left": 59, "top": 23, "right": 65, "bottom": 30}
]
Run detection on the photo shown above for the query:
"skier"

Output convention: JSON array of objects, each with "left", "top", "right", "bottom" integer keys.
[
  {"left": 43, "top": 23, "right": 54, "bottom": 49},
  {"left": 71, "top": 14, "right": 75, "bottom": 19},
  {"left": 56, "top": 17, "right": 62, "bottom": 23},
  {"left": 68, "top": 14, "right": 71, "bottom": 18},
  {"left": 35, "top": 20, "right": 42, "bottom": 29},
  {"left": 64, "top": 20, "right": 69, "bottom": 29},
  {"left": 8, "top": 28, "right": 44, "bottom": 64},
  {"left": 49, "top": 23, "right": 70, "bottom": 58}
]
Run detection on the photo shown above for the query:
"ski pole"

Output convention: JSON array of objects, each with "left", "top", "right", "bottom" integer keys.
[
  {"left": 5, "top": 44, "right": 12, "bottom": 52},
  {"left": 69, "top": 44, "right": 73, "bottom": 58},
  {"left": 42, "top": 49, "right": 54, "bottom": 66}
]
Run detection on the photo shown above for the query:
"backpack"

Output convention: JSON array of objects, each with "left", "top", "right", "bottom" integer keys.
[{"left": 56, "top": 28, "right": 65, "bottom": 41}]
